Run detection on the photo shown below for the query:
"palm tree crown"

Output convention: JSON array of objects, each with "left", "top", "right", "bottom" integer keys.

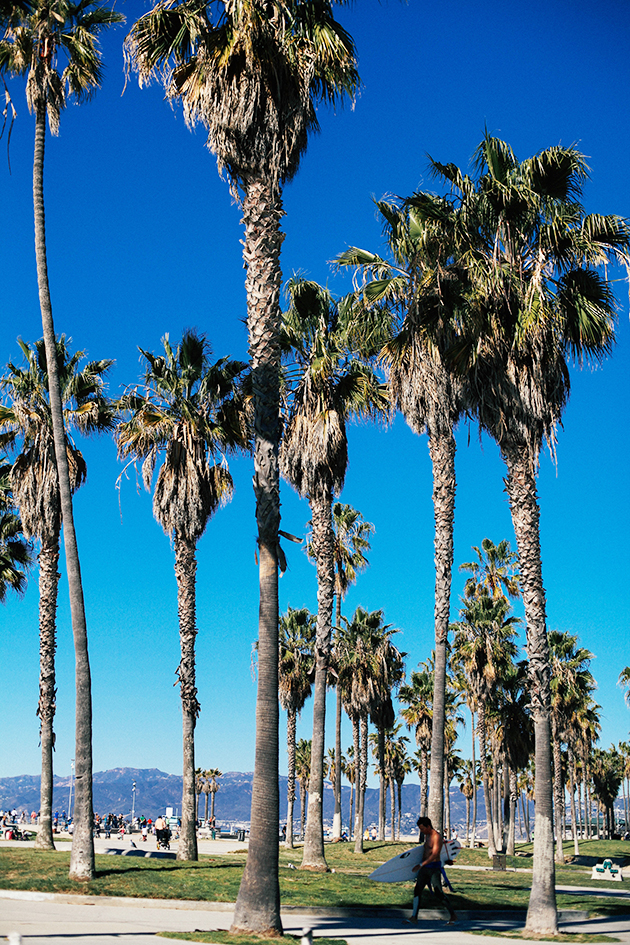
[
  {"left": 0, "top": 0, "right": 124, "bottom": 135},
  {"left": 124, "top": 0, "right": 359, "bottom": 195},
  {"left": 280, "top": 277, "right": 389, "bottom": 501},
  {"left": 117, "top": 330, "right": 248, "bottom": 543},
  {"left": 0, "top": 336, "right": 114, "bottom": 542}
]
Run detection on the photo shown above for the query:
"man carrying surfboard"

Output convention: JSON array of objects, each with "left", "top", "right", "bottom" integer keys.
[{"left": 405, "top": 816, "right": 457, "bottom": 925}]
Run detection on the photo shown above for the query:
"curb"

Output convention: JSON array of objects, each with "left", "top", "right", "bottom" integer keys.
[{"left": 0, "top": 890, "right": 591, "bottom": 922}]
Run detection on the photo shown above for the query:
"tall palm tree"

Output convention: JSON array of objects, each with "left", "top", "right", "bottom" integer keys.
[
  {"left": 125, "top": 5, "right": 358, "bottom": 928},
  {"left": 329, "top": 502, "right": 373, "bottom": 840},
  {"left": 280, "top": 278, "right": 388, "bottom": 870},
  {"left": 458, "top": 759, "right": 475, "bottom": 845},
  {"left": 452, "top": 594, "right": 519, "bottom": 856},
  {"left": 460, "top": 538, "right": 519, "bottom": 601},
  {"left": 433, "top": 135, "right": 630, "bottom": 932},
  {"left": 342, "top": 746, "right": 356, "bottom": 839},
  {"left": 0, "top": 336, "right": 112, "bottom": 854},
  {"left": 391, "top": 731, "right": 410, "bottom": 841},
  {"left": 0, "top": 460, "right": 31, "bottom": 602},
  {"left": 399, "top": 663, "right": 434, "bottom": 817},
  {"left": 117, "top": 330, "right": 247, "bottom": 862},
  {"left": 278, "top": 606, "right": 315, "bottom": 849},
  {"left": 336, "top": 607, "right": 400, "bottom": 853},
  {"left": 591, "top": 748, "right": 622, "bottom": 839},
  {"left": 0, "top": 0, "right": 123, "bottom": 882},
  {"left": 195, "top": 768, "right": 205, "bottom": 821},
  {"left": 494, "top": 660, "right": 533, "bottom": 854},
  {"left": 548, "top": 631, "right": 595, "bottom": 863},
  {"left": 207, "top": 768, "right": 222, "bottom": 823},
  {"left": 339, "top": 195, "right": 469, "bottom": 835},
  {"left": 295, "top": 738, "right": 312, "bottom": 842}
]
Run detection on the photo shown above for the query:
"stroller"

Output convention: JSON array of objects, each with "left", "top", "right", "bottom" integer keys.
[{"left": 156, "top": 826, "right": 171, "bottom": 850}]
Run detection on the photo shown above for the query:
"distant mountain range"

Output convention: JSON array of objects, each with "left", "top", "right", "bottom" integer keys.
[{"left": 0, "top": 766, "right": 487, "bottom": 832}]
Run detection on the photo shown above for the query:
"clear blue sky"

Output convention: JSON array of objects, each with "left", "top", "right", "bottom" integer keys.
[{"left": 1, "top": 0, "right": 629, "bottom": 789}]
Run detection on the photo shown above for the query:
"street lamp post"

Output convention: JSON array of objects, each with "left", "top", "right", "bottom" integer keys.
[{"left": 68, "top": 760, "right": 75, "bottom": 820}]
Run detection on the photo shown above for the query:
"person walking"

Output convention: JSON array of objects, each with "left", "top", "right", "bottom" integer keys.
[{"left": 405, "top": 816, "right": 456, "bottom": 925}]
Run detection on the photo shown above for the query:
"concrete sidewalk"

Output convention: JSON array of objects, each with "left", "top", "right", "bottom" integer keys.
[{"left": 1, "top": 890, "right": 630, "bottom": 945}]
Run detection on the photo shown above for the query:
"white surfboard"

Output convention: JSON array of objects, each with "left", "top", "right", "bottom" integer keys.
[
  {"left": 369, "top": 838, "right": 462, "bottom": 884},
  {"left": 369, "top": 844, "right": 424, "bottom": 883}
]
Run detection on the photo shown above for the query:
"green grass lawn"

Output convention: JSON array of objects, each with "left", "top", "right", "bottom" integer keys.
[{"left": 0, "top": 840, "right": 628, "bottom": 916}]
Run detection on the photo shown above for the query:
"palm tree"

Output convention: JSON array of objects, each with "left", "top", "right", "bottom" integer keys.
[
  {"left": 295, "top": 738, "right": 312, "bottom": 842},
  {"left": 391, "top": 732, "right": 411, "bottom": 841},
  {"left": 591, "top": 748, "right": 622, "bottom": 839},
  {"left": 548, "top": 631, "right": 595, "bottom": 863},
  {"left": 452, "top": 594, "right": 519, "bottom": 856},
  {"left": 399, "top": 663, "right": 434, "bottom": 817},
  {"left": 117, "top": 330, "right": 247, "bottom": 862},
  {"left": 443, "top": 687, "right": 464, "bottom": 839},
  {"left": 336, "top": 607, "right": 400, "bottom": 853},
  {"left": 342, "top": 746, "right": 356, "bottom": 839},
  {"left": 460, "top": 538, "right": 519, "bottom": 601},
  {"left": 124, "top": 4, "right": 358, "bottom": 928},
  {"left": 329, "top": 502, "right": 373, "bottom": 840},
  {"left": 278, "top": 606, "right": 315, "bottom": 849},
  {"left": 618, "top": 668, "right": 630, "bottom": 708},
  {"left": 0, "top": 0, "right": 123, "bottom": 882},
  {"left": 195, "top": 768, "right": 205, "bottom": 821},
  {"left": 433, "top": 134, "right": 630, "bottom": 932},
  {"left": 0, "top": 461, "right": 31, "bottom": 602},
  {"left": 494, "top": 660, "right": 533, "bottom": 854},
  {"left": 458, "top": 759, "right": 475, "bottom": 845},
  {"left": 339, "top": 194, "right": 469, "bottom": 836},
  {"left": 0, "top": 336, "right": 112, "bottom": 854},
  {"left": 280, "top": 278, "right": 388, "bottom": 870},
  {"left": 207, "top": 768, "right": 222, "bottom": 824}
]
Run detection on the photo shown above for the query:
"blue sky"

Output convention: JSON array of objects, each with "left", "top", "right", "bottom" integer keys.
[{"left": 1, "top": 0, "right": 629, "bottom": 791}]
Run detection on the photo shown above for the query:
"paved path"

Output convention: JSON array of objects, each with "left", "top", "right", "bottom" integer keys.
[{"left": 1, "top": 889, "right": 630, "bottom": 945}]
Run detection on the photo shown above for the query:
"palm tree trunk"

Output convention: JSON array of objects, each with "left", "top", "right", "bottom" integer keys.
[
  {"left": 174, "top": 536, "right": 199, "bottom": 861},
  {"left": 301, "top": 488, "right": 334, "bottom": 871},
  {"left": 332, "top": 598, "right": 343, "bottom": 842},
  {"left": 507, "top": 763, "right": 517, "bottom": 855},
  {"left": 504, "top": 447, "right": 557, "bottom": 934},
  {"left": 568, "top": 747, "right": 579, "bottom": 856},
  {"left": 378, "top": 724, "right": 386, "bottom": 840},
  {"left": 471, "top": 707, "right": 478, "bottom": 848},
  {"left": 233, "top": 179, "right": 282, "bottom": 935},
  {"left": 300, "top": 781, "right": 307, "bottom": 840},
  {"left": 420, "top": 747, "right": 429, "bottom": 818},
  {"left": 389, "top": 778, "right": 395, "bottom": 839},
  {"left": 349, "top": 778, "right": 354, "bottom": 840},
  {"left": 492, "top": 752, "right": 501, "bottom": 851},
  {"left": 204, "top": 791, "right": 209, "bottom": 824},
  {"left": 286, "top": 709, "right": 296, "bottom": 849},
  {"left": 358, "top": 714, "right": 368, "bottom": 844},
  {"left": 397, "top": 779, "right": 403, "bottom": 840},
  {"left": 34, "top": 540, "right": 59, "bottom": 851},
  {"left": 33, "top": 98, "right": 94, "bottom": 883},
  {"left": 353, "top": 716, "right": 361, "bottom": 851},
  {"left": 444, "top": 758, "right": 451, "bottom": 838},
  {"left": 551, "top": 725, "right": 565, "bottom": 863},
  {"left": 465, "top": 794, "right": 471, "bottom": 844},
  {"left": 477, "top": 702, "right": 496, "bottom": 856},
  {"left": 427, "top": 432, "right": 455, "bottom": 836}
]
